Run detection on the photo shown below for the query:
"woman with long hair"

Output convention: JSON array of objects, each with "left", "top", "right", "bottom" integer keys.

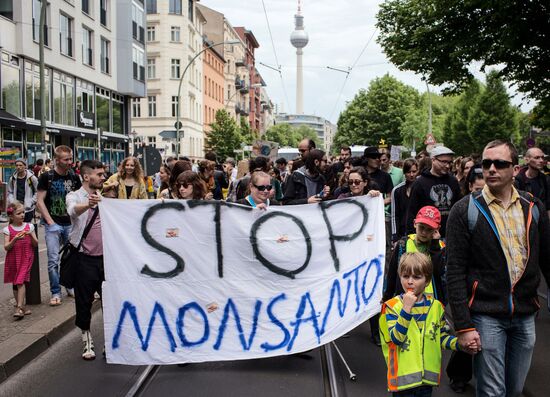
[
  {"left": 390, "top": 158, "right": 419, "bottom": 243},
  {"left": 103, "top": 157, "right": 147, "bottom": 199},
  {"left": 156, "top": 165, "right": 171, "bottom": 198},
  {"left": 159, "top": 160, "right": 192, "bottom": 199},
  {"left": 176, "top": 171, "right": 208, "bottom": 200},
  {"left": 457, "top": 156, "right": 475, "bottom": 197},
  {"left": 198, "top": 160, "right": 216, "bottom": 200},
  {"left": 336, "top": 166, "right": 380, "bottom": 199}
]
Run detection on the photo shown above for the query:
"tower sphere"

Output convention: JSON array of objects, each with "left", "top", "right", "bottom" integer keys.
[{"left": 291, "top": 30, "right": 309, "bottom": 48}]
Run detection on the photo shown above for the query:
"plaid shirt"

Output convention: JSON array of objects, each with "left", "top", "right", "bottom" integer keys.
[{"left": 482, "top": 185, "right": 527, "bottom": 284}]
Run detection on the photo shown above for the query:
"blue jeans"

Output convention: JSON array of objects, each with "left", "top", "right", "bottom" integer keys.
[
  {"left": 44, "top": 222, "right": 72, "bottom": 297},
  {"left": 472, "top": 313, "right": 536, "bottom": 397}
]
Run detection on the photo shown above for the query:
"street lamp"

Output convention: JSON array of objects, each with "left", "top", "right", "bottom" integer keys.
[
  {"left": 129, "top": 129, "right": 138, "bottom": 156},
  {"left": 175, "top": 40, "right": 240, "bottom": 156}
]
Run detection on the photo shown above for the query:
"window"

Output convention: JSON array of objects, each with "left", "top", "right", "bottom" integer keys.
[
  {"left": 169, "top": 0, "right": 181, "bottom": 15},
  {"left": 0, "top": 1, "right": 13, "bottom": 20},
  {"left": 147, "top": 136, "right": 156, "bottom": 145},
  {"left": 32, "top": 0, "right": 49, "bottom": 46},
  {"left": 112, "top": 93, "right": 124, "bottom": 133},
  {"left": 146, "top": 0, "right": 157, "bottom": 14},
  {"left": 59, "top": 14, "right": 73, "bottom": 57},
  {"left": 76, "top": 79, "right": 94, "bottom": 112},
  {"left": 171, "top": 59, "right": 180, "bottom": 79},
  {"left": 132, "top": 98, "right": 141, "bottom": 117},
  {"left": 25, "top": 61, "right": 51, "bottom": 120},
  {"left": 82, "top": 27, "right": 93, "bottom": 66},
  {"left": 133, "top": 47, "right": 145, "bottom": 81},
  {"left": 100, "top": 0, "right": 108, "bottom": 27},
  {"left": 147, "top": 26, "right": 156, "bottom": 42},
  {"left": 148, "top": 96, "right": 157, "bottom": 117},
  {"left": 147, "top": 58, "right": 156, "bottom": 79},
  {"left": 171, "top": 96, "right": 180, "bottom": 117},
  {"left": 82, "top": 0, "right": 91, "bottom": 15},
  {"left": 53, "top": 71, "right": 75, "bottom": 126},
  {"left": 1, "top": 53, "right": 21, "bottom": 117},
  {"left": 170, "top": 26, "right": 181, "bottom": 42},
  {"left": 100, "top": 38, "right": 110, "bottom": 74},
  {"left": 132, "top": 3, "right": 144, "bottom": 43},
  {"left": 188, "top": 0, "right": 194, "bottom": 22},
  {"left": 96, "top": 87, "right": 110, "bottom": 132}
]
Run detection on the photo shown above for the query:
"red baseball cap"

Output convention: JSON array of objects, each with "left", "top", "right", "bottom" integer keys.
[{"left": 414, "top": 206, "right": 441, "bottom": 229}]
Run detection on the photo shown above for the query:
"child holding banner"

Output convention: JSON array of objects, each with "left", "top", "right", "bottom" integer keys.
[{"left": 379, "top": 252, "right": 476, "bottom": 396}]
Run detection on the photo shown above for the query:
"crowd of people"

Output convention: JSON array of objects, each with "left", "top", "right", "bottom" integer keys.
[{"left": 2, "top": 139, "right": 549, "bottom": 396}]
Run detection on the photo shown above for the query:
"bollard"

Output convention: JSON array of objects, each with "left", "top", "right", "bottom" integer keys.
[{"left": 25, "top": 220, "right": 42, "bottom": 304}]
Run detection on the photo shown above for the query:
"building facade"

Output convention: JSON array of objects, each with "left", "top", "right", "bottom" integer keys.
[
  {"left": 274, "top": 113, "right": 335, "bottom": 153},
  {"left": 0, "top": 0, "right": 145, "bottom": 177},
  {"left": 132, "top": 0, "right": 204, "bottom": 159},
  {"left": 202, "top": 38, "right": 225, "bottom": 134}
]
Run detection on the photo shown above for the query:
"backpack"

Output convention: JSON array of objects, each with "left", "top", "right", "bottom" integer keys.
[{"left": 45, "top": 169, "right": 80, "bottom": 192}]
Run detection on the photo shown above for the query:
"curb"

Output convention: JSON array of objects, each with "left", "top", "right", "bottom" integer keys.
[{"left": 0, "top": 300, "right": 100, "bottom": 383}]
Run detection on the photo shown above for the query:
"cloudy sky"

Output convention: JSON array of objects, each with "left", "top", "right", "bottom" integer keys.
[{"left": 200, "top": 0, "right": 532, "bottom": 124}]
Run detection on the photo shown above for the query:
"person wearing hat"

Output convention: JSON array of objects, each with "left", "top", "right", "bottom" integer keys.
[
  {"left": 7, "top": 159, "right": 39, "bottom": 223},
  {"left": 405, "top": 146, "right": 460, "bottom": 238},
  {"left": 383, "top": 206, "right": 446, "bottom": 303}
]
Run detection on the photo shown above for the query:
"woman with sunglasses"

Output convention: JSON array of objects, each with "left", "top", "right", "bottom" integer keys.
[
  {"left": 236, "top": 171, "right": 278, "bottom": 209},
  {"left": 176, "top": 171, "right": 208, "bottom": 200},
  {"left": 159, "top": 160, "right": 192, "bottom": 199},
  {"left": 336, "top": 167, "right": 380, "bottom": 199}
]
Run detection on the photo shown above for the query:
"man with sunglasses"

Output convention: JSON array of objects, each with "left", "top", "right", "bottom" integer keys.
[
  {"left": 446, "top": 140, "right": 550, "bottom": 397},
  {"left": 405, "top": 145, "right": 460, "bottom": 238},
  {"left": 514, "top": 147, "right": 550, "bottom": 217}
]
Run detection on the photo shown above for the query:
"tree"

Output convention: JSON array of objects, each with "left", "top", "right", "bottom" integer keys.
[
  {"left": 443, "top": 80, "right": 482, "bottom": 155},
  {"left": 335, "top": 75, "right": 420, "bottom": 147},
  {"left": 264, "top": 123, "right": 319, "bottom": 148},
  {"left": 468, "top": 71, "right": 518, "bottom": 152},
  {"left": 239, "top": 116, "right": 256, "bottom": 145},
  {"left": 205, "top": 109, "right": 241, "bottom": 160},
  {"left": 376, "top": 0, "right": 550, "bottom": 101}
]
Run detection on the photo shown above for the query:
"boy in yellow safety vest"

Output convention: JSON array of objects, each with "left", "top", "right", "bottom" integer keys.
[{"left": 380, "top": 252, "right": 477, "bottom": 395}]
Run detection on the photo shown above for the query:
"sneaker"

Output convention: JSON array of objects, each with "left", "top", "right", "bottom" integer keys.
[
  {"left": 82, "top": 331, "right": 96, "bottom": 360},
  {"left": 67, "top": 288, "right": 75, "bottom": 298}
]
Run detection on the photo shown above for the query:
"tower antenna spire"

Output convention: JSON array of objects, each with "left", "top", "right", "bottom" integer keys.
[{"left": 290, "top": 0, "right": 308, "bottom": 114}]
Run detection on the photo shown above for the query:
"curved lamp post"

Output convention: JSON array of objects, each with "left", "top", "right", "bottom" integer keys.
[{"left": 175, "top": 40, "right": 240, "bottom": 156}]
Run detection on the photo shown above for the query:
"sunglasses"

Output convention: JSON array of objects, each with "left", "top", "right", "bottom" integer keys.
[
  {"left": 253, "top": 184, "right": 272, "bottom": 192},
  {"left": 481, "top": 159, "right": 513, "bottom": 170},
  {"left": 177, "top": 182, "right": 190, "bottom": 189},
  {"left": 349, "top": 179, "right": 364, "bottom": 186}
]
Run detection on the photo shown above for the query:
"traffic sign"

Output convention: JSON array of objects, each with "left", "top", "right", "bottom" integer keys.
[
  {"left": 174, "top": 121, "right": 183, "bottom": 130},
  {"left": 526, "top": 138, "right": 536, "bottom": 148},
  {"left": 424, "top": 133, "right": 436, "bottom": 145}
]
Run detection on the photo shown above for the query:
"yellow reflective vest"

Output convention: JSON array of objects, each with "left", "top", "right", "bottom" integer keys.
[
  {"left": 404, "top": 235, "right": 444, "bottom": 299},
  {"left": 379, "top": 295, "right": 444, "bottom": 392}
]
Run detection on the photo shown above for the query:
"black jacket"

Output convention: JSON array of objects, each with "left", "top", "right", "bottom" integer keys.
[
  {"left": 514, "top": 166, "right": 550, "bottom": 210},
  {"left": 446, "top": 191, "right": 550, "bottom": 331},
  {"left": 282, "top": 167, "right": 326, "bottom": 205},
  {"left": 406, "top": 169, "right": 461, "bottom": 237}
]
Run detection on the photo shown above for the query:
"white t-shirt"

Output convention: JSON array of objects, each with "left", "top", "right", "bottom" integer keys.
[{"left": 3, "top": 223, "right": 34, "bottom": 235}]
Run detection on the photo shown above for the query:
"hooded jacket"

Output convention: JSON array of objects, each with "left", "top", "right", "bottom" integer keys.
[
  {"left": 7, "top": 170, "right": 38, "bottom": 213},
  {"left": 282, "top": 166, "right": 326, "bottom": 205},
  {"left": 446, "top": 191, "right": 550, "bottom": 331},
  {"left": 405, "top": 169, "right": 460, "bottom": 237}
]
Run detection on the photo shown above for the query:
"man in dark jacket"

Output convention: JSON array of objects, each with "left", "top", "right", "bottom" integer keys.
[
  {"left": 283, "top": 149, "right": 329, "bottom": 205},
  {"left": 446, "top": 140, "right": 550, "bottom": 397},
  {"left": 406, "top": 146, "right": 460, "bottom": 237},
  {"left": 514, "top": 147, "right": 550, "bottom": 217}
]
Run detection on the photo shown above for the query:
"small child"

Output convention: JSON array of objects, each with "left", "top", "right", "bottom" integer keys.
[
  {"left": 379, "top": 252, "right": 476, "bottom": 396},
  {"left": 3, "top": 201, "right": 38, "bottom": 319}
]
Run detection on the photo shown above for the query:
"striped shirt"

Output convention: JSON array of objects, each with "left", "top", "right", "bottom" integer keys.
[
  {"left": 385, "top": 295, "right": 457, "bottom": 351},
  {"left": 482, "top": 185, "right": 527, "bottom": 285}
]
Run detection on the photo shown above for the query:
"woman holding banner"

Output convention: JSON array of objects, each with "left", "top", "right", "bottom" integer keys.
[
  {"left": 176, "top": 171, "right": 208, "bottom": 200},
  {"left": 236, "top": 171, "right": 279, "bottom": 209}
]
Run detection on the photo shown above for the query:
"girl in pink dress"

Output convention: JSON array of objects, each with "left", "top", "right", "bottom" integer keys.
[{"left": 3, "top": 202, "right": 38, "bottom": 319}]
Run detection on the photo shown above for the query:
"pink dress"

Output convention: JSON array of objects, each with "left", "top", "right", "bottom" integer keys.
[{"left": 3, "top": 224, "right": 34, "bottom": 285}]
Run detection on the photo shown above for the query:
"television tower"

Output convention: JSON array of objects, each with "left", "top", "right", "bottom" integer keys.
[{"left": 290, "top": 0, "right": 309, "bottom": 114}]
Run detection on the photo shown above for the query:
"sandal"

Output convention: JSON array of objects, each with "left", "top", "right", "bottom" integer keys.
[
  {"left": 49, "top": 297, "right": 62, "bottom": 306},
  {"left": 13, "top": 307, "right": 25, "bottom": 320},
  {"left": 22, "top": 306, "right": 32, "bottom": 315}
]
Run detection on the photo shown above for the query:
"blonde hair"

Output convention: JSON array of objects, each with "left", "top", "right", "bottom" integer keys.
[
  {"left": 120, "top": 157, "right": 144, "bottom": 181},
  {"left": 6, "top": 201, "right": 25, "bottom": 224},
  {"left": 398, "top": 252, "right": 432, "bottom": 280}
]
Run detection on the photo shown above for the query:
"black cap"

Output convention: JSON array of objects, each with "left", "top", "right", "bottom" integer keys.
[{"left": 363, "top": 146, "right": 381, "bottom": 158}]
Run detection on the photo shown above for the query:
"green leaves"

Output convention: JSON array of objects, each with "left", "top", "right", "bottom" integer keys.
[
  {"left": 205, "top": 109, "right": 242, "bottom": 160},
  {"left": 265, "top": 123, "right": 319, "bottom": 148}
]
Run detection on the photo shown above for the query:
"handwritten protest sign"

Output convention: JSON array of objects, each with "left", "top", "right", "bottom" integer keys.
[{"left": 100, "top": 196, "right": 385, "bottom": 365}]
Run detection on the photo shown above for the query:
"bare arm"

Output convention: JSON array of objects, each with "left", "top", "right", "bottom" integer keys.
[{"left": 36, "top": 190, "right": 54, "bottom": 225}]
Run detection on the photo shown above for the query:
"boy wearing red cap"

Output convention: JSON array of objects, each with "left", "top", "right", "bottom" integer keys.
[{"left": 383, "top": 206, "right": 446, "bottom": 303}]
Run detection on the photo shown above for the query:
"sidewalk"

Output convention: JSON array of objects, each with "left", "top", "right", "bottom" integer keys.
[{"left": 0, "top": 220, "right": 100, "bottom": 382}]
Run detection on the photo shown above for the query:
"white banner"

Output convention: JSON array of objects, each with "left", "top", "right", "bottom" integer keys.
[{"left": 100, "top": 196, "right": 385, "bottom": 365}]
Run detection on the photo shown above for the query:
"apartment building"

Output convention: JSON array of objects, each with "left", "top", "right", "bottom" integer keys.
[
  {"left": 0, "top": 0, "right": 146, "bottom": 177},
  {"left": 131, "top": 0, "right": 204, "bottom": 159},
  {"left": 202, "top": 38, "right": 225, "bottom": 134},
  {"left": 197, "top": 4, "right": 250, "bottom": 124},
  {"left": 274, "top": 113, "right": 336, "bottom": 153}
]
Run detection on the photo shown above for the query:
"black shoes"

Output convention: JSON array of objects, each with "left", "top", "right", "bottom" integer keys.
[
  {"left": 370, "top": 334, "right": 381, "bottom": 346},
  {"left": 449, "top": 379, "right": 467, "bottom": 393}
]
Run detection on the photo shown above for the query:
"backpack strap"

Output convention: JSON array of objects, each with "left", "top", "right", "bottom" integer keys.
[
  {"left": 468, "top": 191, "right": 501, "bottom": 243},
  {"left": 518, "top": 191, "right": 540, "bottom": 226}
]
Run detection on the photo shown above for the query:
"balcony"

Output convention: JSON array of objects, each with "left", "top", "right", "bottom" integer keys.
[
  {"left": 235, "top": 77, "right": 245, "bottom": 89},
  {"left": 235, "top": 59, "right": 246, "bottom": 67}
]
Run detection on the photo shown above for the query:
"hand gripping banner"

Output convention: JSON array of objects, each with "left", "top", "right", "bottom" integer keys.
[{"left": 100, "top": 196, "right": 385, "bottom": 364}]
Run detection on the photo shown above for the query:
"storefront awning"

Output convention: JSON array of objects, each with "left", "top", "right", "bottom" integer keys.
[
  {"left": 25, "top": 122, "right": 97, "bottom": 138},
  {"left": 0, "top": 109, "right": 25, "bottom": 129}
]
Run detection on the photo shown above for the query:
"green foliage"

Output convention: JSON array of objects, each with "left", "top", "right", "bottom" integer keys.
[
  {"left": 205, "top": 109, "right": 241, "bottom": 160},
  {"left": 468, "top": 71, "right": 518, "bottom": 152},
  {"left": 239, "top": 116, "right": 256, "bottom": 145},
  {"left": 264, "top": 123, "right": 320, "bottom": 148},
  {"left": 335, "top": 75, "right": 420, "bottom": 147},
  {"left": 530, "top": 100, "right": 550, "bottom": 130},
  {"left": 376, "top": 0, "right": 550, "bottom": 102}
]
